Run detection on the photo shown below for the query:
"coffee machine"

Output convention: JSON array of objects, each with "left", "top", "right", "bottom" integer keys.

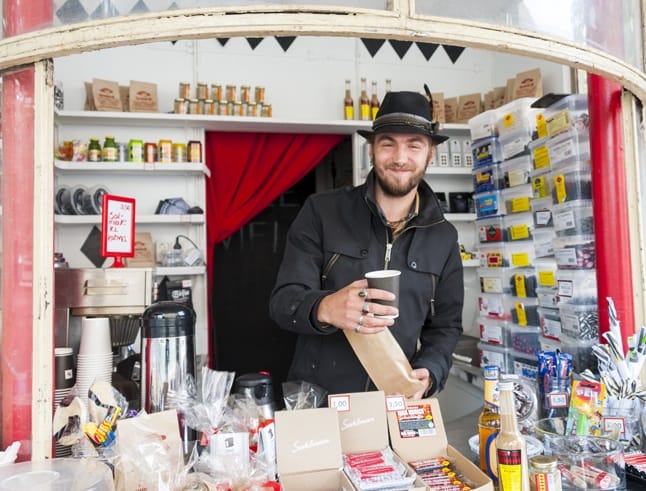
[{"left": 54, "top": 267, "right": 153, "bottom": 409}]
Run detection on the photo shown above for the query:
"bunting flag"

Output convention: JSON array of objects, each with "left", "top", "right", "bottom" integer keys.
[
  {"left": 416, "top": 42, "right": 440, "bottom": 61},
  {"left": 275, "top": 36, "right": 296, "bottom": 52},
  {"left": 389, "top": 40, "right": 413, "bottom": 60},
  {"left": 361, "top": 38, "right": 386, "bottom": 57},
  {"left": 217, "top": 38, "right": 230, "bottom": 47},
  {"left": 246, "top": 37, "right": 264, "bottom": 49},
  {"left": 442, "top": 44, "right": 466, "bottom": 64}
]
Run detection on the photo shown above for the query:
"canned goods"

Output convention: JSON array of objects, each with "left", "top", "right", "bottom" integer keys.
[
  {"left": 158, "top": 140, "right": 173, "bottom": 163},
  {"left": 211, "top": 84, "right": 222, "bottom": 102},
  {"left": 179, "top": 82, "right": 191, "bottom": 99},
  {"left": 174, "top": 98, "right": 187, "bottom": 114},
  {"left": 144, "top": 142, "right": 157, "bottom": 163},
  {"left": 188, "top": 99, "right": 200, "bottom": 115},
  {"left": 128, "top": 139, "right": 144, "bottom": 162},
  {"left": 255, "top": 86, "right": 265, "bottom": 104},
  {"left": 187, "top": 141, "right": 202, "bottom": 163},
  {"left": 172, "top": 143, "right": 187, "bottom": 162},
  {"left": 196, "top": 82, "right": 208, "bottom": 100}
]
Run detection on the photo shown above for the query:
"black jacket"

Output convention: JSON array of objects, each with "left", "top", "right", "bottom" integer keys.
[{"left": 269, "top": 170, "right": 464, "bottom": 396}]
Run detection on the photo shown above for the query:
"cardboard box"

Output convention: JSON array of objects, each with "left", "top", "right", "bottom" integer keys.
[
  {"left": 275, "top": 407, "right": 354, "bottom": 491},
  {"left": 387, "top": 398, "right": 494, "bottom": 491},
  {"left": 331, "top": 391, "right": 422, "bottom": 491}
]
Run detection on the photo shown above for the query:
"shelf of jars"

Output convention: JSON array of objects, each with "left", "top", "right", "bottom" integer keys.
[
  {"left": 54, "top": 160, "right": 210, "bottom": 176},
  {"left": 54, "top": 214, "right": 205, "bottom": 225}
]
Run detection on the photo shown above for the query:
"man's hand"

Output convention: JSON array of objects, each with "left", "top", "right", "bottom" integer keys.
[
  {"left": 316, "top": 279, "right": 398, "bottom": 334},
  {"left": 409, "top": 368, "right": 431, "bottom": 399}
]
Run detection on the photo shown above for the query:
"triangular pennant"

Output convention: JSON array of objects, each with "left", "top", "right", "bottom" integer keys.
[
  {"left": 389, "top": 40, "right": 413, "bottom": 60},
  {"left": 275, "top": 36, "right": 296, "bottom": 52},
  {"left": 361, "top": 38, "right": 386, "bottom": 58},
  {"left": 246, "top": 38, "right": 264, "bottom": 50},
  {"left": 442, "top": 44, "right": 466, "bottom": 64},
  {"left": 217, "top": 38, "right": 230, "bottom": 47},
  {"left": 416, "top": 42, "right": 440, "bottom": 61}
]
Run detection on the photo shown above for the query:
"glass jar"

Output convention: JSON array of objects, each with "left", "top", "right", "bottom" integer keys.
[
  {"left": 255, "top": 86, "right": 265, "bottom": 104},
  {"left": 88, "top": 138, "right": 101, "bottom": 162},
  {"left": 226, "top": 84, "right": 237, "bottom": 102},
  {"left": 128, "top": 139, "right": 144, "bottom": 163},
  {"left": 172, "top": 142, "right": 187, "bottom": 162},
  {"left": 529, "top": 455, "right": 561, "bottom": 491},
  {"left": 188, "top": 99, "right": 200, "bottom": 115},
  {"left": 174, "top": 97, "right": 187, "bottom": 114},
  {"left": 178, "top": 81, "right": 191, "bottom": 99},
  {"left": 196, "top": 82, "right": 208, "bottom": 100},
  {"left": 211, "top": 84, "right": 223, "bottom": 102},
  {"left": 102, "top": 136, "right": 118, "bottom": 162}
]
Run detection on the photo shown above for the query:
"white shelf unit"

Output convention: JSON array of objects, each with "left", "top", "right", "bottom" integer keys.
[{"left": 54, "top": 111, "right": 210, "bottom": 355}]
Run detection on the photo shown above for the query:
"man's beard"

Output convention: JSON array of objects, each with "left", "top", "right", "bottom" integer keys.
[{"left": 374, "top": 163, "right": 428, "bottom": 197}]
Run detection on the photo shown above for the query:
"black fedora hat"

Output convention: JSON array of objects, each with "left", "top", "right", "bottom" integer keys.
[{"left": 357, "top": 88, "right": 449, "bottom": 144}]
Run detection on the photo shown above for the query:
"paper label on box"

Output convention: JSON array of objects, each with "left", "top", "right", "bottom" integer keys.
[
  {"left": 554, "top": 209, "right": 575, "bottom": 232},
  {"left": 536, "top": 114, "right": 548, "bottom": 139},
  {"left": 482, "top": 277, "right": 503, "bottom": 293},
  {"left": 509, "top": 224, "right": 529, "bottom": 240},
  {"left": 534, "top": 210, "right": 552, "bottom": 227},
  {"left": 511, "top": 252, "right": 530, "bottom": 268},
  {"left": 507, "top": 170, "right": 527, "bottom": 188},
  {"left": 532, "top": 175, "right": 549, "bottom": 198},
  {"left": 532, "top": 145, "right": 550, "bottom": 169},
  {"left": 550, "top": 138, "right": 575, "bottom": 164},
  {"left": 509, "top": 196, "right": 531, "bottom": 213},
  {"left": 480, "top": 322, "right": 503, "bottom": 344},
  {"left": 553, "top": 174, "right": 567, "bottom": 203},
  {"left": 514, "top": 275, "right": 527, "bottom": 298},
  {"left": 514, "top": 302, "right": 527, "bottom": 326},
  {"left": 386, "top": 395, "right": 406, "bottom": 412},
  {"left": 557, "top": 279, "right": 574, "bottom": 297},
  {"left": 542, "top": 318, "right": 562, "bottom": 339},
  {"left": 546, "top": 109, "right": 572, "bottom": 137},
  {"left": 395, "top": 404, "right": 437, "bottom": 438}
]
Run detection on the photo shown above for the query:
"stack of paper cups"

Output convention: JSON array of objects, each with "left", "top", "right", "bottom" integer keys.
[
  {"left": 75, "top": 317, "right": 113, "bottom": 403},
  {"left": 54, "top": 347, "right": 75, "bottom": 457}
]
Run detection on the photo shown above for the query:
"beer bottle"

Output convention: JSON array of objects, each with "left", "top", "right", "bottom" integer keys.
[
  {"left": 359, "top": 77, "right": 370, "bottom": 121},
  {"left": 478, "top": 365, "right": 500, "bottom": 476},
  {"left": 344, "top": 79, "right": 354, "bottom": 120},
  {"left": 370, "top": 80, "right": 380, "bottom": 120},
  {"left": 385, "top": 78, "right": 392, "bottom": 93}
]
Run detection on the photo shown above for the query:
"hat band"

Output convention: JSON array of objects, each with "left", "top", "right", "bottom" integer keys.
[{"left": 373, "top": 112, "right": 438, "bottom": 134}]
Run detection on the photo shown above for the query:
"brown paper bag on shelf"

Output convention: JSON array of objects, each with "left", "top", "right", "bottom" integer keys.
[
  {"left": 504, "top": 78, "right": 515, "bottom": 104},
  {"left": 129, "top": 80, "right": 158, "bottom": 113},
  {"left": 84, "top": 82, "right": 97, "bottom": 111},
  {"left": 444, "top": 97, "right": 458, "bottom": 123},
  {"left": 431, "top": 92, "right": 445, "bottom": 123},
  {"left": 457, "top": 93, "right": 482, "bottom": 123},
  {"left": 344, "top": 329, "right": 426, "bottom": 398},
  {"left": 120, "top": 85, "right": 130, "bottom": 112},
  {"left": 92, "top": 78, "right": 122, "bottom": 112},
  {"left": 125, "top": 232, "right": 155, "bottom": 267},
  {"left": 513, "top": 68, "right": 543, "bottom": 100},
  {"left": 492, "top": 86, "right": 506, "bottom": 108}
]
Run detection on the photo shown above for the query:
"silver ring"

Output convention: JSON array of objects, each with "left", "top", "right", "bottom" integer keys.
[
  {"left": 358, "top": 315, "right": 365, "bottom": 326},
  {"left": 358, "top": 288, "right": 367, "bottom": 298},
  {"left": 361, "top": 301, "right": 370, "bottom": 314},
  {"left": 354, "top": 325, "right": 361, "bottom": 333}
]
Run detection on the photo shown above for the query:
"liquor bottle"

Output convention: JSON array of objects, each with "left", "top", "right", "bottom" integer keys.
[
  {"left": 385, "top": 78, "right": 392, "bottom": 93},
  {"left": 496, "top": 375, "right": 530, "bottom": 491},
  {"left": 478, "top": 365, "right": 500, "bottom": 476},
  {"left": 370, "top": 80, "right": 380, "bottom": 120},
  {"left": 344, "top": 79, "right": 354, "bottom": 120},
  {"left": 359, "top": 77, "right": 370, "bottom": 121}
]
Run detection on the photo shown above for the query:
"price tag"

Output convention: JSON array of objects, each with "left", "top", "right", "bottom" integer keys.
[
  {"left": 144, "top": 163, "right": 155, "bottom": 171},
  {"left": 386, "top": 395, "right": 406, "bottom": 412},
  {"left": 179, "top": 214, "right": 192, "bottom": 223},
  {"left": 328, "top": 394, "right": 351, "bottom": 412}
]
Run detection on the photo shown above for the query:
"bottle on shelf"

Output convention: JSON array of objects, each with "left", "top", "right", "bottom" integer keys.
[
  {"left": 370, "top": 80, "right": 380, "bottom": 120},
  {"left": 102, "top": 136, "right": 118, "bottom": 162},
  {"left": 344, "top": 79, "right": 355, "bottom": 120},
  {"left": 88, "top": 138, "right": 101, "bottom": 162},
  {"left": 478, "top": 365, "right": 500, "bottom": 477},
  {"left": 385, "top": 78, "right": 392, "bottom": 94},
  {"left": 359, "top": 77, "right": 370, "bottom": 121},
  {"left": 496, "top": 375, "right": 530, "bottom": 491}
]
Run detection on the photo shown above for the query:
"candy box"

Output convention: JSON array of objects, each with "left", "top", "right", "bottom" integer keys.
[{"left": 387, "top": 397, "right": 494, "bottom": 491}]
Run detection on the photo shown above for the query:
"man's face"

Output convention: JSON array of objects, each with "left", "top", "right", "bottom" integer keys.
[{"left": 371, "top": 132, "right": 434, "bottom": 197}]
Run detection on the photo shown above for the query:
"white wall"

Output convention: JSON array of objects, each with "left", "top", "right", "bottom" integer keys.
[{"left": 54, "top": 37, "right": 571, "bottom": 118}]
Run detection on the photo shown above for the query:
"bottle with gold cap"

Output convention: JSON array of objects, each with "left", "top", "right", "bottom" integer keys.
[
  {"left": 359, "top": 77, "right": 370, "bottom": 121},
  {"left": 478, "top": 365, "right": 500, "bottom": 477},
  {"left": 370, "top": 80, "right": 380, "bottom": 120},
  {"left": 343, "top": 79, "right": 354, "bottom": 120}
]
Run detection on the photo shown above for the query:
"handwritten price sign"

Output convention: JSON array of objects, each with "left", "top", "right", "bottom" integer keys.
[{"left": 101, "top": 194, "right": 136, "bottom": 267}]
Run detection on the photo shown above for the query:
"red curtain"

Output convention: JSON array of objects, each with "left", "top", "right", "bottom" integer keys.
[{"left": 204, "top": 131, "right": 345, "bottom": 363}]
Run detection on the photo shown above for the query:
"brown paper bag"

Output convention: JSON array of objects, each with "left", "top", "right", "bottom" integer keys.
[
  {"left": 444, "top": 97, "right": 458, "bottom": 124},
  {"left": 431, "top": 92, "right": 445, "bottom": 124},
  {"left": 483, "top": 91, "right": 494, "bottom": 111},
  {"left": 504, "top": 78, "right": 515, "bottom": 104},
  {"left": 129, "top": 80, "right": 158, "bottom": 113},
  {"left": 125, "top": 232, "right": 155, "bottom": 267},
  {"left": 92, "top": 78, "right": 122, "bottom": 112},
  {"left": 513, "top": 68, "right": 543, "bottom": 100},
  {"left": 457, "top": 93, "right": 482, "bottom": 123},
  {"left": 492, "top": 86, "right": 507, "bottom": 108},
  {"left": 344, "top": 329, "right": 426, "bottom": 397},
  {"left": 120, "top": 85, "right": 130, "bottom": 112},
  {"left": 84, "top": 82, "right": 97, "bottom": 111},
  {"left": 114, "top": 410, "right": 183, "bottom": 491}
]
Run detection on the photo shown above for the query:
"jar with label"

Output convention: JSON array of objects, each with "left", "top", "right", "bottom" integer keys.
[
  {"left": 187, "top": 140, "right": 202, "bottom": 163},
  {"left": 144, "top": 142, "right": 157, "bottom": 163},
  {"left": 255, "top": 86, "right": 265, "bottom": 104},
  {"left": 158, "top": 139, "right": 173, "bottom": 163},
  {"left": 128, "top": 139, "right": 144, "bottom": 162},
  {"left": 240, "top": 85, "right": 251, "bottom": 104},
  {"left": 226, "top": 85, "right": 237, "bottom": 102},
  {"left": 203, "top": 99, "right": 215, "bottom": 115},
  {"left": 218, "top": 99, "right": 229, "bottom": 116},
  {"left": 88, "top": 138, "right": 102, "bottom": 162},
  {"left": 188, "top": 99, "right": 200, "bottom": 115},
  {"left": 196, "top": 82, "right": 208, "bottom": 100},
  {"left": 529, "top": 456, "right": 561, "bottom": 491},
  {"left": 102, "top": 136, "right": 118, "bottom": 162},
  {"left": 174, "top": 97, "right": 187, "bottom": 114},
  {"left": 233, "top": 101, "right": 244, "bottom": 117},
  {"left": 172, "top": 142, "right": 187, "bottom": 162},
  {"left": 261, "top": 104, "right": 272, "bottom": 118},
  {"left": 211, "top": 84, "right": 223, "bottom": 102},
  {"left": 179, "top": 82, "right": 191, "bottom": 99}
]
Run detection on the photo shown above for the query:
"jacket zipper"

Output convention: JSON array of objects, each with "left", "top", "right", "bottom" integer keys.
[
  {"left": 430, "top": 274, "right": 436, "bottom": 316},
  {"left": 321, "top": 253, "right": 340, "bottom": 288},
  {"left": 383, "top": 216, "right": 445, "bottom": 269}
]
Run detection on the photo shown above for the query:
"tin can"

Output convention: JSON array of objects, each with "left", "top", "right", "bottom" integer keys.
[
  {"left": 128, "top": 139, "right": 144, "bottom": 162},
  {"left": 188, "top": 99, "right": 200, "bottom": 115},
  {"left": 211, "top": 84, "right": 223, "bottom": 102},
  {"left": 187, "top": 141, "right": 202, "bottom": 163},
  {"left": 158, "top": 139, "right": 173, "bottom": 163},
  {"left": 179, "top": 82, "right": 191, "bottom": 99},
  {"left": 172, "top": 143, "right": 187, "bottom": 162},
  {"left": 144, "top": 142, "right": 157, "bottom": 163},
  {"left": 174, "top": 98, "right": 187, "bottom": 114},
  {"left": 255, "top": 86, "right": 265, "bottom": 104},
  {"left": 196, "top": 82, "right": 208, "bottom": 100}
]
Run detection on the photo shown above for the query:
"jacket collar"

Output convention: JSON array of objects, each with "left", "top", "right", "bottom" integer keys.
[{"left": 363, "top": 169, "right": 445, "bottom": 226}]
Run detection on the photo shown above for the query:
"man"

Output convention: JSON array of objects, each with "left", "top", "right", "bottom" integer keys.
[{"left": 269, "top": 89, "right": 464, "bottom": 399}]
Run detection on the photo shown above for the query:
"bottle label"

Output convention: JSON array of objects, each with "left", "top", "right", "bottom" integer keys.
[
  {"left": 88, "top": 149, "right": 100, "bottom": 162},
  {"left": 360, "top": 103, "right": 370, "bottom": 120},
  {"left": 102, "top": 147, "right": 117, "bottom": 161},
  {"left": 497, "top": 449, "right": 524, "bottom": 491},
  {"left": 344, "top": 106, "right": 354, "bottom": 120},
  {"left": 484, "top": 380, "right": 499, "bottom": 407}
]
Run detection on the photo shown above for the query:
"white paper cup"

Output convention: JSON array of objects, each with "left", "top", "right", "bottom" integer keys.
[{"left": 79, "top": 317, "right": 112, "bottom": 356}]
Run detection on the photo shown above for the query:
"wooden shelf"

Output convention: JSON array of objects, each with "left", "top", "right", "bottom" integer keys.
[
  {"left": 55, "top": 214, "right": 205, "bottom": 225},
  {"left": 55, "top": 160, "right": 210, "bottom": 177}
]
